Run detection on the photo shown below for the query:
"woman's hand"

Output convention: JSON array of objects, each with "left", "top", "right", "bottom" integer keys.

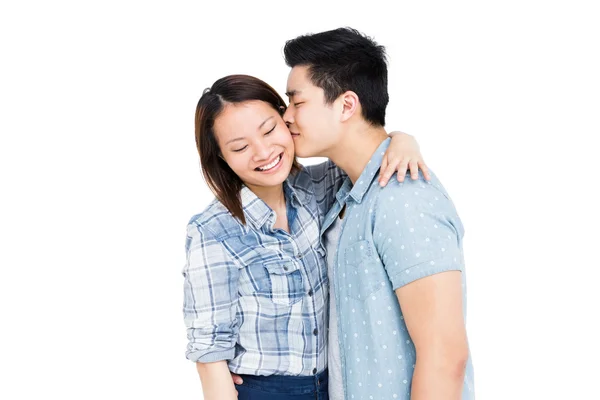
[{"left": 379, "top": 132, "right": 431, "bottom": 186}]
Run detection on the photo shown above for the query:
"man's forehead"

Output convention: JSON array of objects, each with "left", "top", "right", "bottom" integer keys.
[{"left": 285, "top": 66, "right": 312, "bottom": 96}]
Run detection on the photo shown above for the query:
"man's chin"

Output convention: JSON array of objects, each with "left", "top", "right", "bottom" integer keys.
[
  {"left": 294, "top": 149, "right": 311, "bottom": 158},
  {"left": 293, "top": 140, "right": 321, "bottom": 158}
]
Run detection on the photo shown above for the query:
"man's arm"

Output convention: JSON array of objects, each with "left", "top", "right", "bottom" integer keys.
[
  {"left": 373, "top": 177, "right": 469, "bottom": 399},
  {"left": 396, "top": 271, "right": 469, "bottom": 399}
]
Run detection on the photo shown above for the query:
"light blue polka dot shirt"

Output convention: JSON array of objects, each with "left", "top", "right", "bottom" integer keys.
[{"left": 321, "top": 138, "right": 475, "bottom": 399}]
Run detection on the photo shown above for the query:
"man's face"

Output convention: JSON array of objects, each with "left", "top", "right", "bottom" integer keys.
[{"left": 283, "top": 66, "right": 341, "bottom": 158}]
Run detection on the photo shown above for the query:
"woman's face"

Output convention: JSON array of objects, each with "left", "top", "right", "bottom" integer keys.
[{"left": 214, "top": 100, "right": 295, "bottom": 191}]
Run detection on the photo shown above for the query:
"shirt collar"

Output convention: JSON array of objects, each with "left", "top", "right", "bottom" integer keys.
[
  {"left": 240, "top": 179, "right": 309, "bottom": 230},
  {"left": 343, "top": 138, "right": 391, "bottom": 204}
]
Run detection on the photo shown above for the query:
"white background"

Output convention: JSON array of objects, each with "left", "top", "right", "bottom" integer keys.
[{"left": 1, "top": 1, "right": 599, "bottom": 399}]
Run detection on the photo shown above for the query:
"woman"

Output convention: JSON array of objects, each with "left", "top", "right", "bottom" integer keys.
[{"left": 183, "top": 74, "right": 429, "bottom": 400}]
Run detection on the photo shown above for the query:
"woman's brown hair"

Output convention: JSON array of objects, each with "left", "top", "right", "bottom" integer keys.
[{"left": 195, "top": 74, "right": 300, "bottom": 224}]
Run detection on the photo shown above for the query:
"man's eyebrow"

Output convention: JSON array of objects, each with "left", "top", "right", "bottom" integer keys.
[{"left": 285, "top": 89, "right": 300, "bottom": 98}]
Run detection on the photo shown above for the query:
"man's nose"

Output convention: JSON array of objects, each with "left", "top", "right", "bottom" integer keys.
[{"left": 283, "top": 106, "right": 294, "bottom": 126}]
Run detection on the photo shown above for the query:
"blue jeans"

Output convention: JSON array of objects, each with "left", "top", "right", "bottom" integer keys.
[{"left": 235, "top": 369, "right": 328, "bottom": 400}]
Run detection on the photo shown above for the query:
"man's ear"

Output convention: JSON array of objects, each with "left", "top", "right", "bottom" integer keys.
[{"left": 339, "top": 91, "right": 360, "bottom": 122}]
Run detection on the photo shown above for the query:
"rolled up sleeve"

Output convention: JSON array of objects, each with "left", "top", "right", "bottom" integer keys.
[{"left": 183, "top": 222, "right": 241, "bottom": 363}]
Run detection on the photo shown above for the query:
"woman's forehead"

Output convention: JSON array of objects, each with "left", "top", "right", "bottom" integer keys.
[{"left": 214, "top": 101, "right": 277, "bottom": 140}]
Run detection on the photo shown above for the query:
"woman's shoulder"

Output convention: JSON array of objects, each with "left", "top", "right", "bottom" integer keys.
[{"left": 186, "top": 198, "right": 245, "bottom": 240}]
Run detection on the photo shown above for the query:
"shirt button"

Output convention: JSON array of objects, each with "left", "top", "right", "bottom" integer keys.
[
  {"left": 308, "top": 289, "right": 313, "bottom": 296},
  {"left": 313, "top": 329, "right": 318, "bottom": 335},
  {"left": 297, "top": 253, "right": 303, "bottom": 258},
  {"left": 283, "top": 265, "right": 289, "bottom": 271},
  {"left": 312, "top": 368, "right": 317, "bottom": 374}
]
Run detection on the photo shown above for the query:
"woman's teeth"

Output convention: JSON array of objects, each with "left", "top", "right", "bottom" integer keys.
[{"left": 257, "top": 154, "right": 282, "bottom": 171}]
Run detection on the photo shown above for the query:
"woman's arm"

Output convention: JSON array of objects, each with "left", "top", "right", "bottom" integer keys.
[
  {"left": 297, "top": 131, "right": 430, "bottom": 221},
  {"left": 196, "top": 361, "right": 238, "bottom": 400},
  {"left": 183, "top": 221, "right": 242, "bottom": 398}
]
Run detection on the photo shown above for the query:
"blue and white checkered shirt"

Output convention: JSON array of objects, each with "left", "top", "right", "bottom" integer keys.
[{"left": 183, "top": 161, "right": 346, "bottom": 376}]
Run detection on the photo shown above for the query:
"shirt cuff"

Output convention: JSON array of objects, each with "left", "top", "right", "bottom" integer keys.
[
  {"left": 389, "top": 256, "right": 463, "bottom": 291},
  {"left": 186, "top": 347, "right": 236, "bottom": 363}
]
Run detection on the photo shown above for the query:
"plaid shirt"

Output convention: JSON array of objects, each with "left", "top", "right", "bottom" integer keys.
[{"left": 183, "top": 161, "right": 346, "bottom": 376}]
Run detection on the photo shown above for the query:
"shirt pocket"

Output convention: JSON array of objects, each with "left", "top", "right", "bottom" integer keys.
[
  {"left": 246, "top": 259, "right": 304, "bottom": 307},
  {"left": 343, "top": 240, "right": 387, "bottom": 301}
]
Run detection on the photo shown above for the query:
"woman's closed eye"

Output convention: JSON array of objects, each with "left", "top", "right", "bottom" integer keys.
[
  {"left": 232, "top": 145, "right": 248, "bottom": 152},
  {"left": 264, "top": 125, "right": 276, "bottom": 136}
]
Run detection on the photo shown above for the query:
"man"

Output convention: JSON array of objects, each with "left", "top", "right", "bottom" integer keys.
[{"left": 282, "top": 27, "right": 475, "bottom": 399}]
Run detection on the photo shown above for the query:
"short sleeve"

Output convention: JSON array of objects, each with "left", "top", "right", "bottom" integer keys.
[{"left": 372, "top": 179, "right": 465, "bottom": 290}]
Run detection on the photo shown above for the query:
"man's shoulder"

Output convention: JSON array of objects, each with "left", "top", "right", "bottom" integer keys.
[
  {"left": 370, "top": 171, "right": 449, "bottom": 201},
  {"left": 366, "top": 171, "right": 458, "bottom": 223}
]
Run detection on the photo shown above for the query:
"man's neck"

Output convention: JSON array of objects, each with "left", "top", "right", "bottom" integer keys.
[{"left": 326, "top": 126, "right": 389, "bottom": 184}]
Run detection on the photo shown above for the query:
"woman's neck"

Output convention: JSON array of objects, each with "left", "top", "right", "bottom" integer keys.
[
  {"left": 246, "top": 183, "right": 286, "bottom": 212},
  {"left": 247, "top": 183, "right": 289, "bottom": 232}
]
